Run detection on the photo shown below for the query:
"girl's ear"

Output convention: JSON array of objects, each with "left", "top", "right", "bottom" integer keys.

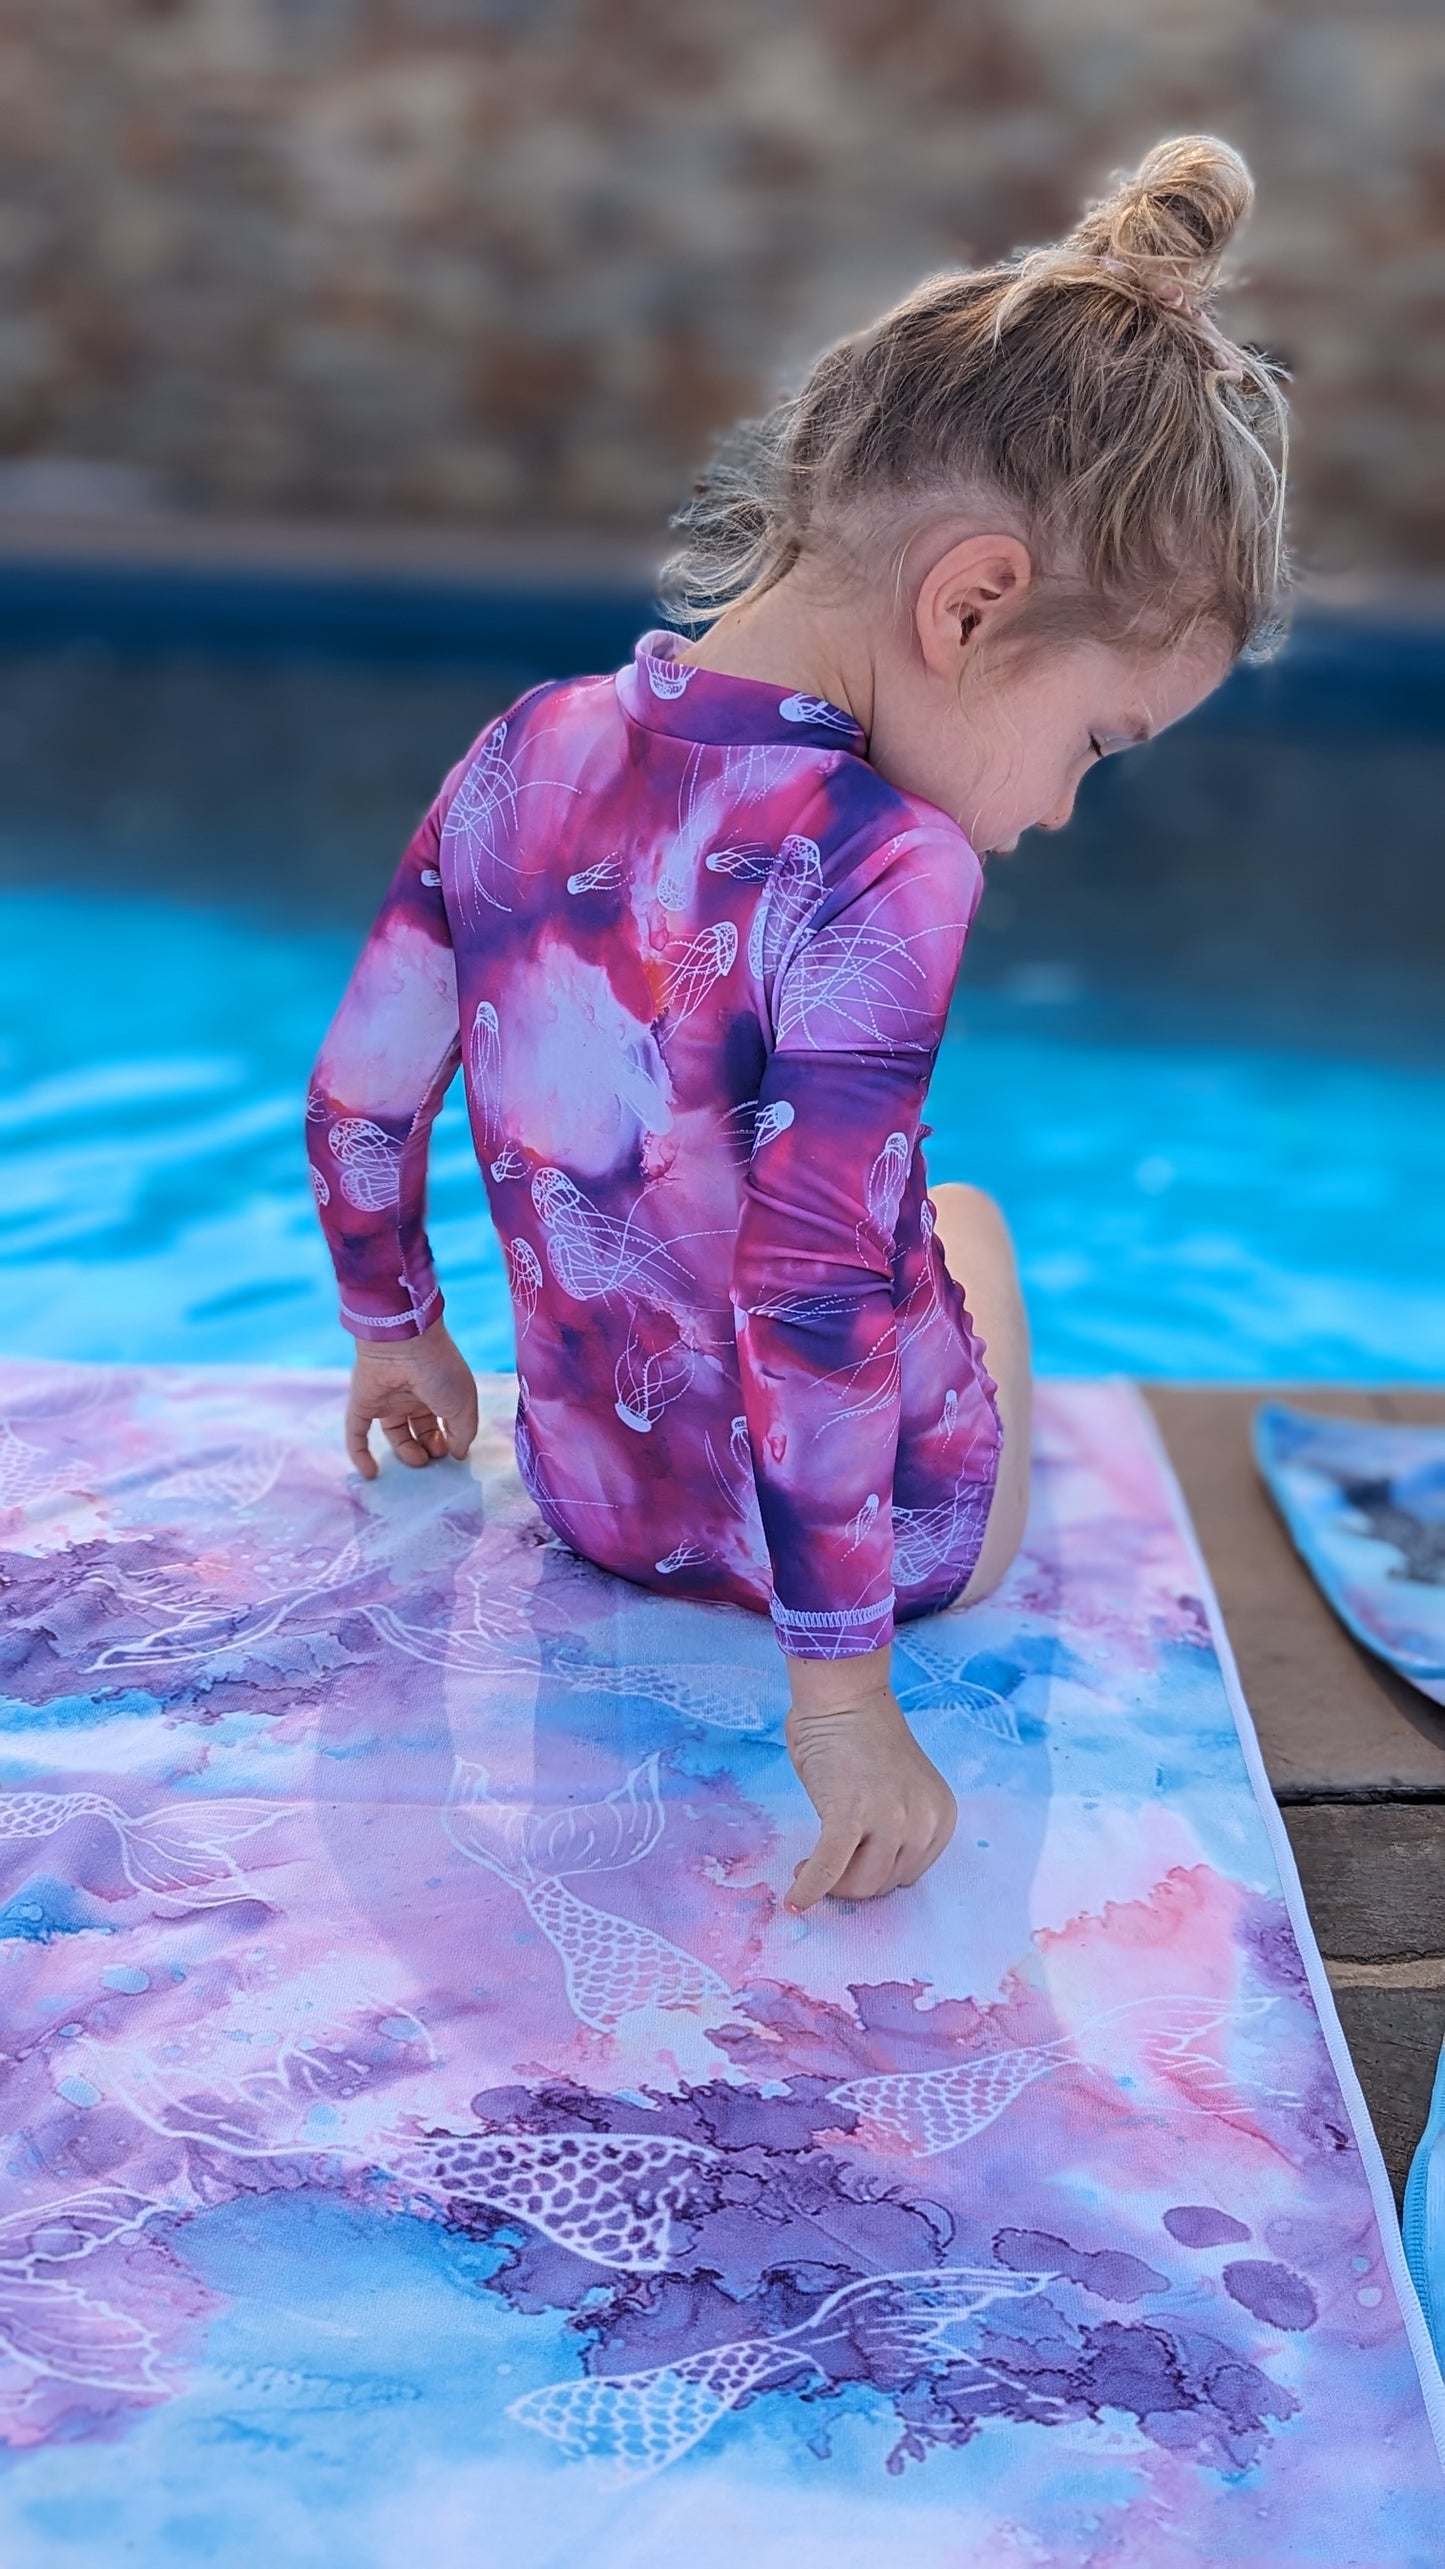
[{"left": 915, "top": 533, "right": 1033, "bottom": 678}]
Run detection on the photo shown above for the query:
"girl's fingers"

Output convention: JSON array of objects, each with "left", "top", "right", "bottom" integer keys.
[
  {"left": 381, "top": 1413, "right": 439, "bottom": 1468},
  {"left": 345, "top": 1411, "right": 379, "bottom": 1480},
  {"left": 835, "top": 1835, "right": 906, "bottom": 1902},
  {"left": 787, "top": 1815, "right": 862, "bottom": 1912},
  {"left": 446, "top": 1381, "right": 480, "bottom": 1460}
]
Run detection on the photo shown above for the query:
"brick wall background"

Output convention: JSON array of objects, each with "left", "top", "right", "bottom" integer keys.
[{"left": 1, "top": 0, "right": 1441, "bottom": 575}]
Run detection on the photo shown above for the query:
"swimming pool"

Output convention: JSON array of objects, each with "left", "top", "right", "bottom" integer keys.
[{"left": 2, "top": 599, "right": 1442, "bottom": 1381}]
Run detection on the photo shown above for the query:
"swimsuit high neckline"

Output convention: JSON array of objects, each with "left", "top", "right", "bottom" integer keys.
[{"left": 619, "top": 629, "right": 868, "bottom": 755}]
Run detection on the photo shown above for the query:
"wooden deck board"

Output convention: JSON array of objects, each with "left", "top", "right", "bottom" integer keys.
[{"left": 1143, "top": 1384, "right": 1445, "bottom": 2201}]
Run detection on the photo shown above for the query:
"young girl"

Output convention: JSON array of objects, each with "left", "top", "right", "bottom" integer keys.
[{"left": 308, "top": 135, "right": 1289, "bottom": 1913}]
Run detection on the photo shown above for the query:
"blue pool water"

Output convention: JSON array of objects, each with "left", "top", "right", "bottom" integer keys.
[{"left": 3, "top": 883, "right": 1442, "bottom": 1381}]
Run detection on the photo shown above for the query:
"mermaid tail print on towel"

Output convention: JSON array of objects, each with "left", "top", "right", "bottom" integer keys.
[
  {"left": 0, "top": 1791, "right": 289, "bottom": 1902},
  {"left": 444, "top": 1757, "right": 729, "bottom": 2033},
  {"left": 508, "top": 2267, "right": 1054, "bottom": 2482},
  {"left": 0, "top": 2188, "right": 183, "bottom": 2397},
  {"left": 890, "top": 1634, "right": 1024, "bottom": 1743},
  {"left": 542, "top": 1640, "right": 778, "bottom": 1735},
  {"left": 390, "top": 2129, "right": 719, "bottom": 2272},
  {"left": 828, "top": 1995, "right": 1287, "bottom": 2156},
  {"left": 86, "top": 1535, "right": 366, "bottom": 1672}
]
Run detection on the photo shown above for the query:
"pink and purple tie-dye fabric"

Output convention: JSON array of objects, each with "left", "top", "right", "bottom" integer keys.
[
  {"left": 0, "top": 1360, "right": 1441, "bottom": 2565},
  {"left": 306, "top": 637, "right": 1001, "bottom": 1658}
]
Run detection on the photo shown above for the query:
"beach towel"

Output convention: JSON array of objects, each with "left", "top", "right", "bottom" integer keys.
[
  {"left": 0, "top": 1361, "right": 1441, "bottom": 2567},
  {"left": 1254, "top": 1402, "right": 1445, "bottom": 1707}
]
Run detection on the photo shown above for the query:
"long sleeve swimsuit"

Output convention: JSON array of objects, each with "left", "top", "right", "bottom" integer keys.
[{"left": 308, "top": 632, "right": 1002, "bottom": 1658}]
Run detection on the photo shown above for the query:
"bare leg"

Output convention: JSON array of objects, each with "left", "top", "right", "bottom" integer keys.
[{"left": 928, "top": 1182, "right": 1032, "bottom": 1602}]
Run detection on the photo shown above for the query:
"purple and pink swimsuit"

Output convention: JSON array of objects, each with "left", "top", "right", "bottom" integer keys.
[{"left": 308, "top": 634, "right": 1002, "bottom": 1657}]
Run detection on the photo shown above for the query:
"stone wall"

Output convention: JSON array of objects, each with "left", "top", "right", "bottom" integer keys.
[{"left": 1, "top": 0, "right": 1441, "bottom": 574}]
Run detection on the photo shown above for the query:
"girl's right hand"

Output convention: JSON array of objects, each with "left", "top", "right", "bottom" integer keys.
[
  {"left": 344, "top": 1318, "right": 479, "bottom": 1479},
  {"left": 784, "top": 1655, "right": 957, "bottom": 1908}
]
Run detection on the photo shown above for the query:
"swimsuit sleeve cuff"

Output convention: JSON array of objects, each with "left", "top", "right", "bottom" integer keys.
[
  {"left": 769, "top": 1591, "right": 896, "bottom": 1661},
  {"left": 337, "top": 1281, "right": 444, "bottom": 1346}
]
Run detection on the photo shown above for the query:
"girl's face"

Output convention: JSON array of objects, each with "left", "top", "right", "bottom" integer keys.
[{"left": 870, "top": 628, "right": 1232, "bottom": 857}]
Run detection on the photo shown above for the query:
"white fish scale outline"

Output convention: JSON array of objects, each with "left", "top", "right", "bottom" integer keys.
[
  {"left": 544, "top": 1640, "right": 776, "bottom": 1734},
  {"left": 444, "top": 1758, "right": 731, "bottom": 2031},
  {"left": 391, "top": 2129, "right": 718, "bottom": 2271},
  {"left": 507, "top": 2266, "right": 1053, "bottom": 2481},
  {"left": 828, "top": 1995, "right": 1280, "bottom": 2155},
  {"left": 520, "top": 1876, "right": 730, "bottom": 2033},
  {"left": 0, "top": 1421, "right": 70, "bottom": 1507}
]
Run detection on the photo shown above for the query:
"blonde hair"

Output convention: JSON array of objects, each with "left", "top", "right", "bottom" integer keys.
[{"left": 661, "top": 135, "right": 1290, "bottom": 662}]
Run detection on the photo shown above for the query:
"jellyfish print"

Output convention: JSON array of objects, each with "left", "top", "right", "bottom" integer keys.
[
  {"left": 891, "top": 1483, "right": 993, "bottom": 1588},
  {"left": 506, "top": 1236, "right": 543, "bottom": 1336},
  {"left": 613, "top": 1325, "right": 694, "bottom": 1434},
  {"left": 655, "top": 1542, "right": 709, "bottom": 1577},
  {"left": 704, "top": 842, "right": 775, "bottom": 880},
  {"left": 530, "top": 1168, "right": 676, "bottom": 1304},
  {"left": 662, "top": 921, "right": 738, "bottom": 1024},
  {"left": 860, "top": 1130, "right": 911, "bottom": 1254},
  {"left": 645, "top": 653, "right": 696, "bottom": 700},
  {"left": 847, "top": 1492, "right": 881, "bottom": 1553},
  {"left": 446, "top": 717, "right": 583, "bottom": 928},
  {"left": 308, "top": 1166, "right": 330, "bottom": 1210},
  {"left": 747, "top": 834, "right": 823, "bottom": 984},
  {"left": 776, "top": 923, "right": 929, "bottom": 1048},
  {"left": 327, "top": 1118, "right": 403, "bottom": 1213},
  {"left": 467, "top": 999, "right": 502, "bottom": 1146},
  {"left": 751, "top": 1099, "right": 795, "bottom": 1153},
  {"left": 566, "top": 858, "right": 622, "bottom": 895},
  {"left": 778, "top": 693, "right": 859, "bottom": 733}
]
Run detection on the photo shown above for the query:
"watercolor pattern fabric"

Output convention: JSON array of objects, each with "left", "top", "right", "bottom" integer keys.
[
  {"left": 1255, "top": 1404, "right": 1445, "bottom": 1708},
  {"left": 0, "top": 1360, "right": 1442, "bottom": 2569},
  {"left": 306, "top": 636, "right": 1000, "bottom": 1658}
]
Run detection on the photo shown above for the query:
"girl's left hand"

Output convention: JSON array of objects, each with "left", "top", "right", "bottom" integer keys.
[{"left": 344, "top": 1318, "right": 479, "bottom": 1479}]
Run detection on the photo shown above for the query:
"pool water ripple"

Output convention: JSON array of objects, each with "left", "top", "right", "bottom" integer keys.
[{"left": 2, "top": 889, "right": 1442, "bottom": 1379}]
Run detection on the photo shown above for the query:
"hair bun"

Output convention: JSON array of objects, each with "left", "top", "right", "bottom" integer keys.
[{"left": 1074, "top": 134, "right": 1254, "bottom": 299}]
